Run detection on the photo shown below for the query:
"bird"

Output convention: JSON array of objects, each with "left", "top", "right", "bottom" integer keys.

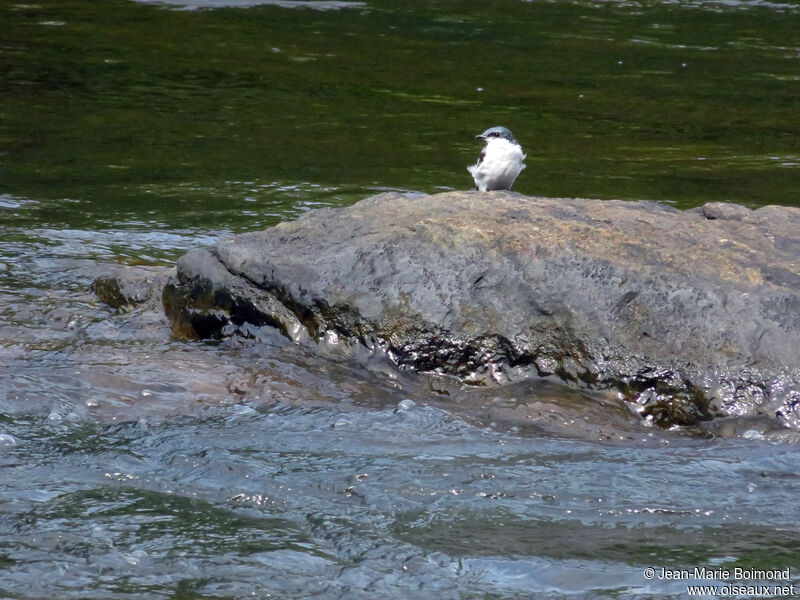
[{"left": 467, "top": 126, "right": 526, "bottom": 192}]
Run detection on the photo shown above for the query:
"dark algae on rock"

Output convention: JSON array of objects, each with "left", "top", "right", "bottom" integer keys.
[{"left": 162, "top": 191, "right": 800, "bottom": 430}]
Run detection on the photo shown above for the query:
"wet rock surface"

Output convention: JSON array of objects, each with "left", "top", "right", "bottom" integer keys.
[
  {"left": 92, "top": 265, "right": 175, "bottom": 312},
  {"left": 161, "top": 191, "right": 800, "bottom": 429}
]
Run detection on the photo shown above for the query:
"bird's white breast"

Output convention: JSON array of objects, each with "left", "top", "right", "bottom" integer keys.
[{"left": 468, "top": 138, "right": 526, "bottom": 192}]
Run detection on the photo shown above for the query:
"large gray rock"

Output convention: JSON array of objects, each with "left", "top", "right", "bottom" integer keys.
[{"left": 162, "top": 191, "right": 800, "bottom": 429}]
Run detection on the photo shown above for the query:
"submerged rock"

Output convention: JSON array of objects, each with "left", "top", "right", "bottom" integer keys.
[
  {"left": 93, "top": 265, "right": 175, "bottom": 312},
  {"left": 162, "top": 191, "right": 800, "bottom": 429}
]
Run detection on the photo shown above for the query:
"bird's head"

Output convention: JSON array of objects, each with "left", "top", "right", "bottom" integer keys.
[{"left": 475, "top": 126, "right": 518, "bottom": 145}]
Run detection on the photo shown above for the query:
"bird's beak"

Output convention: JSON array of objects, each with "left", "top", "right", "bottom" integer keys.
[{"left": 475, "top": 134, "right": 486, "bottom": 139}]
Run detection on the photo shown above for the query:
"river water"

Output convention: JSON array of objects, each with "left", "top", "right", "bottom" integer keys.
[{"left": 2, "top": 0, "right": 800, "bottom": 598}]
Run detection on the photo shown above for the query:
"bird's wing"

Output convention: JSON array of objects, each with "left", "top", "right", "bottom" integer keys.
[{"left": 468, "top": 148, "right": 486, "bottom": 176}]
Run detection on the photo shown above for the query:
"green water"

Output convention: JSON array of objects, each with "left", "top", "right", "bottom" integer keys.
[{"left": 2, "top": 0, "right": 799, "bottom": 235}]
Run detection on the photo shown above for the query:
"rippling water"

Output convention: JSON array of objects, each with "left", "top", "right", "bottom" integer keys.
[{"left": 2, "top": 0, "right": 800, "bottom": 597}]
